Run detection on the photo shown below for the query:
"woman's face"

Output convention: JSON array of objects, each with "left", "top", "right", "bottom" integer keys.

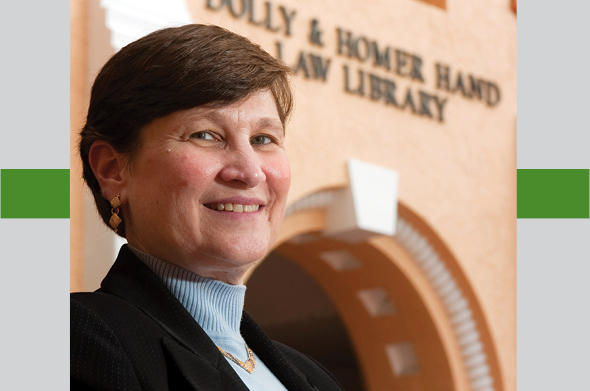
[{"left": 121, "top": 90, "right": 291, "bottom": 284}]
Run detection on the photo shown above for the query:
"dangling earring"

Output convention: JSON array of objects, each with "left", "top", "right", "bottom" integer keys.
[{"left": 109, "top": 193, "right": 122, "bottom": 233}]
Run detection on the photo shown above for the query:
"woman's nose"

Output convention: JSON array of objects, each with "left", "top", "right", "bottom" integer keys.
[{"left": 218, "top": 147, "right": 266, "bottom": 188}]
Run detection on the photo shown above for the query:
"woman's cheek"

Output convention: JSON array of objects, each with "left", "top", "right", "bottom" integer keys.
[
  {"left": 174, "top": 153, "right": 218, "bottom": 187},
  {"left": 266, "top": 154, "right": 291, "bottom": 191}
]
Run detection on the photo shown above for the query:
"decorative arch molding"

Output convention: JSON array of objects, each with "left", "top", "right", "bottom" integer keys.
[{"left": 271, "top": 187, "right": 503, "bottom": 391}]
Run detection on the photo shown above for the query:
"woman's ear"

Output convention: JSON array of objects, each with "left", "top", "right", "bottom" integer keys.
[{"left": 88, "top": 140, "right": 128, "bottom": 201}]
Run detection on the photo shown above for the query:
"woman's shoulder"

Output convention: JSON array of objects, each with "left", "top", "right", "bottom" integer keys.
[
  {"left": 71, "top": 291, "right": 140, "bottom": 325},
  {"left": 70, "top": 292, "right": 143, "bottom": 390},
  {"left": 72, "top": 290, "right": 133, "bottom": 312},
  {"left": 71, "top": 290, "right": 166, "bottom": 339},
  {"left": 70, "top": 292, "right": 172, "bottom": 390}
]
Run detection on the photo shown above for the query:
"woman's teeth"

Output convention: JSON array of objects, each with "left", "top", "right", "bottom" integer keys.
[{"left": 206, "top": 203, "right": 260, "bottom": 213}]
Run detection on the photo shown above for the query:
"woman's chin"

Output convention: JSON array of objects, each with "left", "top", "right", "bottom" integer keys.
[
  {"left": 219, "top": 248, "right": 267, "bottom": 269},
  {"left": 193, "top": 240, "right": 269, "bottom": 272},
  {"left": 222, "top": 233, "right": 269, "bottom": 259}
]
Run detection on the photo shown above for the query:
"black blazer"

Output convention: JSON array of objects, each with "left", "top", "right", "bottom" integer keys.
[{"left": 70, "top": 245, "right": 344, "bottom": 391}]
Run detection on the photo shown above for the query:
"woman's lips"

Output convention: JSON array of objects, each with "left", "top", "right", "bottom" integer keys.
[{"left": 204, "top": 203, "right": 261, "bottom": 213}]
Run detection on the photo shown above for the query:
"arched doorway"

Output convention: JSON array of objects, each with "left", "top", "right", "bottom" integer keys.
[
  {"left": 244, "top": 190, "right": 504, "bottom": 391},
  {"left": 245, "top": 251, "right": 365, "bottom": 390}
]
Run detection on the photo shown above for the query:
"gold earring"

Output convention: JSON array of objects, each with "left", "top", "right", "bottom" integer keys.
[{"left": 109, "top": 193, "right": 122, "bottom": 233}]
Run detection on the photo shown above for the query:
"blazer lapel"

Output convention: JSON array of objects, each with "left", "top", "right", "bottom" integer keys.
[
  {"left": 161, "top": 335, "right": 250, "bottom": 391},
  {"left": 99, "top": 245, "right": 249, "bottom": 391},
  {"left": 241, "top": 312, "right": 316, "bottom": 391}
]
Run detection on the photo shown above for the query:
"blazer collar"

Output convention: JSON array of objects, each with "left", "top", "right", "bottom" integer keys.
[
  {"left": 99, "top": 245, "right": 222, "bottom": 366},
  {"left": 100, "top": 245, "right": 315, "bottom": 391}
]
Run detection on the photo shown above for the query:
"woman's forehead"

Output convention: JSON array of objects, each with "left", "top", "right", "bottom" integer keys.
[{"left": 149, "top": 91, "right": 283, "bottom": 132}]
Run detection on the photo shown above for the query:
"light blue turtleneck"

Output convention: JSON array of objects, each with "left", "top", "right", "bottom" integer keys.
[{"left": 129, "top": 246, "right": 288, "bottom": 391}]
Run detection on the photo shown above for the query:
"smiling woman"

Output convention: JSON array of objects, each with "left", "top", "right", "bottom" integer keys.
[
  {"left": 71, "top": 24, "right": 343, "bottom": 391},
  {"left": 93, "top": 91, "right": 290, "bottom": 285}
]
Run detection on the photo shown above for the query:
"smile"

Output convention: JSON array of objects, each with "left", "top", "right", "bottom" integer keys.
[{"left": 204, "top": 203, "right": 261, "bottom": 213}]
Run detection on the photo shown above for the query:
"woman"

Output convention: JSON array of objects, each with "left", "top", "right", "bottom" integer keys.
[{"left": 71, "top": 24, "right": 344, "bottom": 391}]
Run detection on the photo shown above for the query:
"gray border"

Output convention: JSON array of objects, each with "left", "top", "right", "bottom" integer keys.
[
  {"left": 0, "top": 1, "right": 70, "bottom": 389},
  {"left": 518, "top": 1, "right": 590, "bottom": 390}
]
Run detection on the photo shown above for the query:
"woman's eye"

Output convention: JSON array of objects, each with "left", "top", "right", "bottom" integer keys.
[
  {"left": 251, "top": 135, "right": 273, "bottom": 145},
  {"left": 190, "top": 131, "right": 216, "bottom": 141}
]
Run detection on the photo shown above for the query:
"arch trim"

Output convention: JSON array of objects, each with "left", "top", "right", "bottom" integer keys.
[{"left": 276, "top": 188, "right": 503, "bottom": 391}]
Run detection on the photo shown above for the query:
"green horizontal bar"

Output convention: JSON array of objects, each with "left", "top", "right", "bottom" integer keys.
[
  {"left": 517, "top": 169, "right": 589, "bottom": 218},
  {"left": 1, "top": 168, "right": 587, "bottom": 219},
  {"left": 1, "top": 169, "right": 70, "bottom": 218}
]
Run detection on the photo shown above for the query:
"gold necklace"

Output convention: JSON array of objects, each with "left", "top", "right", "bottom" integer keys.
[{"left": 217, "top": 344, "right": 256, "bottom": 373}]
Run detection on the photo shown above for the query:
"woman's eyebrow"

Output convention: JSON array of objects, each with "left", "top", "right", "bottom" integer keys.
[{"left": 256, "top": 117, "right": 285, "bottom": 134}]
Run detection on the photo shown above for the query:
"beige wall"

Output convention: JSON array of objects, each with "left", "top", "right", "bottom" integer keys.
[{"left": 70, "top": 1, "right": 516, "bottom": 389}]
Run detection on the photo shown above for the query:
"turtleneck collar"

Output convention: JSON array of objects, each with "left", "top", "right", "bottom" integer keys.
[{"left": 128, "top": 246, "right": 246, "bottom": 335}]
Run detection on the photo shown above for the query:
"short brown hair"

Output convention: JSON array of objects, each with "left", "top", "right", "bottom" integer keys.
[{"left": 79, "top": 24, "right": 293, "bottom": 237}]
